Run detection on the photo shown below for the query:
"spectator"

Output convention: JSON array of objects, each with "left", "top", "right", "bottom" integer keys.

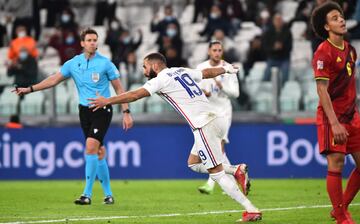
[
  {"left": 105, "top": 18, "right": 125, "bottom": 67},
  {"left": 262, "top": 13, "right": 292, "bottom": 86},
  {"left": 255, "top": 8, "right": 272, "bottom": 32},
  {"left": 219, "top": 0, "right": 245, "bottom": 36},
  {"left": 158, "top": 23, "right": 183, "bottom": 57},
  {"left": 4, "top": 0, "right": 41, "bottom": 40},
  {"left": 7, "top": 47, "right": 38, "bottom": 88},
  {"left": 200, "top": 4, "right": 231, "bottom": 41},
  {"left": 57, "top": 7, "right": 78, "bottom": 32},
  {"left": 108, "top": 29, "right": 143, "bottom": 68},
  {"left": 7, "top": 25, "right": 38, "bottom": 64},
  {"left": 94, "top": 0, "right": 117, "bottom": 26},
  {"left": 42, "top": 0, "right": 70, "bottom": 28},
  {"left": 164, "top": 46, "right": 188, "bottom": 67},
  {"left": 4, "top": 114, "right": 23, "bottom": 129},
  {"left": 305, "top": 0, "right": 327, "bottom": 52},
  {"left": 45, "top": 28, "right": 82, "bottom": 65},
  {"left": 0, "top": 19, "right": 8, "bottom": 47},
  {"left": 120, "top": 51, "right": 145, "bottom": 88},
  {"left": 7, "top": 47, "right": 38, "bottom": 114},
  {"left": 212, "top": 29, "right": 238, "bottom": 63},
  {"left": 243, "top": 35, "right": 266, "bottom": 77},
  {"left": 193, "top": 0, "right": 214, "bottom": 23},
  {"left": 151, "top": 5, "right": 181, "bottom": 45}
]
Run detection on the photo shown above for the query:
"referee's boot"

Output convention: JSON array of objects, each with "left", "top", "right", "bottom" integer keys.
[
  {"left": 103, "top": 195, "right": 115, "bottom": 205},
  {"left": 74, "top": 195, "right": 91, "bottom": 205}
]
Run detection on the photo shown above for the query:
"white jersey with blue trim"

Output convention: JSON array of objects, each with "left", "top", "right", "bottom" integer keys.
[
  {"left": 142, "top": 67, "right": 221, "bottom": 129},
  {"left": 196, "top": 60, "right": 239, "bottom": 118}
]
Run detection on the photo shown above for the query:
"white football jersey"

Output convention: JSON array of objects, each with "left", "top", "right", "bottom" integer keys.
[
  {"left": 196, "top": 60, "right": 239, "bottom": 118},
  {"left": 143, "top": 67, "right": 222, "bottom": 129}
]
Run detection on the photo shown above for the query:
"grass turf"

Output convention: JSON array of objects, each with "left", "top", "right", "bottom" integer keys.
[{"left": 0, "top": 179, "right": 359, "bottom": 223}]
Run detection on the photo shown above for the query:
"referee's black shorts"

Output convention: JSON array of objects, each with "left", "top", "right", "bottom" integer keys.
[{"left": 79, "top": 104, "right": 113, "bottom": 145}]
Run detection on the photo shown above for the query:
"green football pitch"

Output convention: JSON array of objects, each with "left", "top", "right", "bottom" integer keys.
[{"left": 0, "top": 179, "right": 359, "bottom": 224}]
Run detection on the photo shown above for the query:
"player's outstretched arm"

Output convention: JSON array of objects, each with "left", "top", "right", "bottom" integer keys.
[
  {"left": 12, "top": 72, "right": 66, "bottom": 96},
  {"left": 88, "top": 87, "right": 150, "bottom": 111},
  {"left": 202, "top": 64, "right": 238, "bottom": 79}
]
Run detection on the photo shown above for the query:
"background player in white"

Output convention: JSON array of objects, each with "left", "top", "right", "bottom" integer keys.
[
  {"left": 196, "top": 40, "right": 250, "bottom": 195},
  {"left": 89, "top": 52, "right": 262, "bottom": 222}
]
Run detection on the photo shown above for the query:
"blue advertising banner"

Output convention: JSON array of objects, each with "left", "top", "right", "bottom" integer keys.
[{"left": 0, "top": 124, "right": 356, "bottom": 179}]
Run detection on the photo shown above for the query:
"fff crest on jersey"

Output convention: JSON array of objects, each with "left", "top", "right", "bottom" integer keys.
[{"left": 92, "top": 72, "right": 100, "bottom": 83}]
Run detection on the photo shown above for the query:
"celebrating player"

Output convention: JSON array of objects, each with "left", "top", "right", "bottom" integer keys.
[
  {"left": 12, "top": 28, "right": 133, "bottom": 205},
  {"left": 196, "top": 40, "right": 250, "bottom": 196},
  {"left": 89, "top": 52, "right": 262, "bottom": 222},
  {"left": 311, "top": 2, "right": 360, "bottom": 224}
]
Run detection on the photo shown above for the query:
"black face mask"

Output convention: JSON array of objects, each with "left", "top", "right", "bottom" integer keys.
[{"left": 148, "top": 68, "right": 157, "bottom": 80}]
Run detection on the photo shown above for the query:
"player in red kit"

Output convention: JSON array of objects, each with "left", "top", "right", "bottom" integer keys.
[{"left": 311, "top": 2, "right": 360, "bottom": 224}]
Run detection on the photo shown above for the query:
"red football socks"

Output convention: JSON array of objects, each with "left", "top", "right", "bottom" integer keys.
[
  {"left": 343, "top": 168, "right": 360, "bottom": 210},
  {"left": 327, "top": 171, "right": 346, "bottom": 222}
]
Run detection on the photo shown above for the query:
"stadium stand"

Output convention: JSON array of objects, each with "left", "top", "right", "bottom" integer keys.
[{"left": 0, "top": 0, "right": 359, "bottom": 125}]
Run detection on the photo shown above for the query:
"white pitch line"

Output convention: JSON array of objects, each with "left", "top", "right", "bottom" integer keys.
[{"left": 1, "top": 203, "right": 359, "bottom": 224}]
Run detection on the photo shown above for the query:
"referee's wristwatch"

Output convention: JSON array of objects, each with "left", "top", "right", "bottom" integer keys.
[{"left": 122, "top": 109, "right": 131, "bottom": 114}]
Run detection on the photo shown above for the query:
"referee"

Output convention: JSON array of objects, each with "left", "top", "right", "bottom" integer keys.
[{"left": 13, "top": 28, "right": 133, "bottom": 205}]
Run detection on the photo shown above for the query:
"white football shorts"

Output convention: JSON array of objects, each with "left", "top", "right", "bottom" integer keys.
[{"left": 190, "top": 116, "right": 227, "bottom": 169}]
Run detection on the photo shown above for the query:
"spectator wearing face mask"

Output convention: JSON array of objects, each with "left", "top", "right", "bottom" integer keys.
[
  {"left": 44, "top": 28, "right": 82, "bottom": 65},
  {"left": 105, "top": 18, "right": 125, "bottom": 66},
  {"left": 199, "top": 4, "right": 231, "bottom": 41},
  {"left": 7, "top": 47, "right": 38, "bottom": 88},
  {"left": 42, "top": 0, "right": 70, "bottom": 28},
  {"left": 109, "top": 29, "right": 143, "bottom": 68},
  {"left": 150, "top": 5, "right": 181, "bottom": 46},
  {"left": 7, "top": 25, "right": 38, "bottom": 66},
  {"left": 158, "top": 23, "right": 183, "bottom": 58},
  {"left": 57, "top": 7, "right": 78, "bottom": 32},
  {"left": 7, "top": 46, "right": 38, "bottom": 115}
]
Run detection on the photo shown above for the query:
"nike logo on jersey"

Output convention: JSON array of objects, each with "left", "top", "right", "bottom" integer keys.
[{"left": 94, "top": 129, "right": 98, "bottom": 134}]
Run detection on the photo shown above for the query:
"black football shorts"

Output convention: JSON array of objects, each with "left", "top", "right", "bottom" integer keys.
[{"left": 79, "top": 104, "right": 113, "bottom": 145}]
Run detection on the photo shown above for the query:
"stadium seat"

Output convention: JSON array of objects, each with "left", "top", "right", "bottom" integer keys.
[
  {"left": 303, "top": 81, "right": 318, "bottom": 112},
  {"left": 179, "top": 4, "right": 194, "bottom": 24},
  {"left": 280, "top": 81, "right": 301, "bottom": 112},
  {"left": 146, "top": 94, "right": 165, "bottom": 113},
  {"left": 20, "top": 91, "right": 45, "bottom": 115},
  {"left": 252, "top": 82, "right": 273, "bottom": 113},
  {"left": 245, "top": 62, "right": 267, "bottom": 97},
  {"left": 55, "top": 83, "right": 69, "bottom": 114},
  {"left": 278, "top": 0, "right": 299, "bottom": 23},
  {"left": 291, "top": 21, "right": 307, "bottom": 40},
  {"left": 109, "top": 86, "right": 119, "bottom": 113},
  {"left": 128, "top": 83, "right": 146, "bottom": 114},
  {"left": 0, "top": 86, "right": 19, "bottom": 116}
]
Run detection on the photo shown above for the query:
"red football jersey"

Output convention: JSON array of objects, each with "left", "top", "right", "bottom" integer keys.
[{"left": 312, "top": 39, "right": 357, "bottom": 124}]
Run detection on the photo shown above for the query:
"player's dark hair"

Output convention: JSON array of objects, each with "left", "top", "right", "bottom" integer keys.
[
  {"left": 311, "top": 1, "right": 344, "bottom": 40},
  {"left": 208, "top": 40, "right": 222, "bottom": 48},
  {"left": 144, "top": 52, "right": 167, "bottom": 65},
  {"left": 80, "top": 28, "right": 98, "bottom": 41}
]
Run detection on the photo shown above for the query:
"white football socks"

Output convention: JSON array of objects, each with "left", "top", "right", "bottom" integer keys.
[
  {"left": 188, "top": 163, "right": 239, "bottom": 175},
  {"left": 210, "top": 170, "right": 259, "bottom": 213},
  {"left": 222, "top": 153, "right": 237, "bottom": 183},
  {"left": 188, "top": 163, "right": 208, "bottom": 173}
]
